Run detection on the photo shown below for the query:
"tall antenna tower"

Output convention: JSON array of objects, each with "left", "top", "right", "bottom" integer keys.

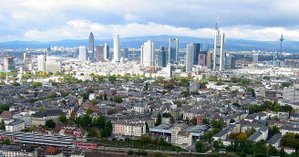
[{"left": 280, "top": 34, "right": 284, "bottom": 53}]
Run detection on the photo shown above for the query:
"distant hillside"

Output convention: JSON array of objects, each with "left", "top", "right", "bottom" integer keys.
[{"left": 1, "top": 35, "right": 299, "bottom": 52}]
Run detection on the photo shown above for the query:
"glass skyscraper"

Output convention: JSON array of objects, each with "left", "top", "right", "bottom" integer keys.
[{"left": 168, "top": 38, "right": 179, "bottom": 64}]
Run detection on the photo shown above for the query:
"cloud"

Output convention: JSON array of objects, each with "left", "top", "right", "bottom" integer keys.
[
  {"left": 21, "top": 20, "right": 299, "bottom": 41},
  {"left": 1, "top": 0, "right": 299, "bottom": 41}
]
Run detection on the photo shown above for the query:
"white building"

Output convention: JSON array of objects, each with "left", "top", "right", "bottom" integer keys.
[
  {"left": 5, "top": 119, "right": 25, "bottom": 132},
  {"left": 213, "top": 23, "right": 226, "bottom": 71},
  {"left": 0, "top": 145, "right": 36, "bottom": 157},
  {"left": 141, "top": 40, "right": 154, "bottom": 67},
  {"left": 78, "top": 46, "right": 87, "bottom": 61},
  {"left": 113, "top": 35, "right": 121, "bottom": 62},
  {"left": 112, "top": 121, "right": 146, "bottom": 137},
  {"left": 37, "top": 55, "right": 46, "bottom": 72}
]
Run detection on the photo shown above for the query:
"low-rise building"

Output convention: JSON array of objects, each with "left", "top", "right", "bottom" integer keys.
[
  {"left": 112, "top": 121, "right": 146, "bottom": 137},
  {"left": 5, "top": 119, "right": 25, "bottom": 132}
]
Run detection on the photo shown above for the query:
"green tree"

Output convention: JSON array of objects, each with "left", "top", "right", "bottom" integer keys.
[
  {"left": 31, "top": 82, "right": 42, "bottom": 87},
  {"left": 108, "top": 75, "right": 117, "bottom": 83},
  {"left": 195, "top": 141, "right": 206, "bottom": 153},
  {"left": 101, "top": 121, "right": 112, "bottom": 138},
  {"left": 59, "top": 114, "right": 68, "bottom": 124},
  {"left": 88, "top": 127, "right": 100, "bottom": 138},
  {"left": 113, "top": 96, "right": 123, "bottom": 103},
  {"left": 155, "top": 113, "right": 162, "bottom": 126},
  {"left": 45, "top": 119, "right": 56, "bottom": 129},
  {"left": 86, "top": 108, "right": 93, "bottom": 114}
]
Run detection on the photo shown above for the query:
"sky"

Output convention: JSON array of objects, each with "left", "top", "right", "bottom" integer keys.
[{"left": 1, "top": 0, "right": 299, "bottom": 41}]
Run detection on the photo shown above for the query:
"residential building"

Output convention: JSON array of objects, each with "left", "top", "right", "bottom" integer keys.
[
  {"left": 283, "top": 85, "right": 299, "bottom": 103},
  {"left": 0, "top": 145, "right": 36, "bottom": 157},
  {"left": 5, "top": 119, "right": 25, "bottom": 132},
  {"left": 112, "top": 121, "right": 146, "bottom": 137},
  {"left": 3, "top": 57, "right": 14, "bottom": 72}
]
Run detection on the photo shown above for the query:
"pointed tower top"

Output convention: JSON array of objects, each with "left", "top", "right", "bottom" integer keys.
[
  {"left": 89, "top": 32, "right": 94, "bottom": 37},
  {"left": 280, "top": 34, "right": 284, "bottom": 42},
  {"left": 215, "top": 23, "right": 219, "bottom": 30}
]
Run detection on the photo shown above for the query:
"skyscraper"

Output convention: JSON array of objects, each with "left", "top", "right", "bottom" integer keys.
[
  {"left": 192, "top": 43, "right": 201, "bottom": 65},
  {"left": 213, "top": 23, "right": 226, "bottom": 71},
  {"left": 23, "top": 52, "right": 32, "bottom": 71},
  {"left": 95, "top": 45, "right": 104, "bottom": 61},
  {"left": 185, "top": 43, "right": 195, "bottom": 72},
  {"left": 141, "top": 40, "right": 154, "bottom": 67},
  {"left": 78, "top": 46, "right": 87, "bottom": 61},
  {"left": 3, "top": 57, "right": 14, "bottom": 72},
  {"left": 37, "top": 55, "right": 46, "bottom": 72},
  {"left": 159, "top": 46, "right": 167, "bottom": 67},
  {"left": 113, "top": 35, "right": 121, "bottom": 62},
  {"left": 168, "top": 38, "right": 179, "bottom": 64},
  {"left": 198, "top": 51, "right": 208, "bottom": 66},
  {"left": 88, "top": 32, "right": 94, "bottom": 60},
  {"left": 225, "top": 54, "right": 236, "bottom": 69},
  {"left": 104, "top": 43, "right": 109, "bottom": 61}
]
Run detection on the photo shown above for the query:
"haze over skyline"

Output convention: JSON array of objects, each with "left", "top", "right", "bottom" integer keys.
[{"left": 1, "top": 0, "right": 299, "bottom": 42}]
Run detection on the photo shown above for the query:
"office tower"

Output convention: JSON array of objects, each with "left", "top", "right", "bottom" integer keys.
[
  {"left": 213, "top": 23, "right": 226, "bottom": 71},
  {"left": 253, "top": 54, "right": 259, "bottom": 63},
  {"left": 141, "top": 40, "right": 154, "bottom": 67},
  {"left": 185, "top": 43, "right": 195, "bottom": 72},
  {"left": 192, "top": 43, "right": 201, "bottom": 65},
  {"left": 122, "top": 48, "right": 129, "bottom": 59},
  {"left": 198, "top": 51, "right": 207, "bottom": 66},
  {"left": 159, "top": 46, "right": 167, "bottom": 67},
  {"left": 88, "top": 32, "right": 95, "bottom": 60},
  {"left": 113, "top": 35, "right": 121, "bottom": 62},
  {"left": 168, "top": 38, "right": 179, "bottom": 64},
  {"left": 103, "top": 43, "right": 109, "bottom": 61},
  {"left": 95, "top": 45, "right": 104, "bottom": 61},
  {"left": 23, "top": 52, "right": 32, "bottom": 71},
  {"left": 78, "top": 46, "right": 87, "bottom": 61},
  {"left": 3, "top": 57, "right": 14, "bottom": 72},
  {"left": 37, "top": 55, "right": 46, "bottom": 72},
  {"left": 225, "top": 54, "right": 236, "bottom": 69},
  {"left": 206, "top": 51, "right": 213, "bottom": 69}
]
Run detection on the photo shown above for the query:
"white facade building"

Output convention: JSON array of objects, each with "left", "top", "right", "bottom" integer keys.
[
  {"left": 283, "top": 85, "right": 299, "bottom": 103},
  {"left": 5, "top": 119, "right": 25, "bottom": 132},
  {"left": 213, "top": 23, "right": 226, "bottom": 71},
  {"left": 113, "top": 35, "right": 121, "bottom": 62},
  {"left": 78, "top": 46, "right": 87, "bottom": 61},
  {"left": 37, "top": 55, "right": 46, "bottom": 72},
  {"left": 141, "top": 40, "right": 154, "bottom": 67}
]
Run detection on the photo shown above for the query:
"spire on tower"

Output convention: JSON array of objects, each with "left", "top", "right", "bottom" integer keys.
[
  {"left": 280, "top": 34, "right": 284, "bottom": 42},
  {"left": 215, "top": 23, "right": 219, "bottom": 30}
]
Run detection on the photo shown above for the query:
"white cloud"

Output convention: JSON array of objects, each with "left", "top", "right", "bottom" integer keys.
[
  {"left": 1, "top": 0, "right": 299, "bottom": 41},
  {"left": 21, "top": 20, "right": 299, "bottom": 41}
]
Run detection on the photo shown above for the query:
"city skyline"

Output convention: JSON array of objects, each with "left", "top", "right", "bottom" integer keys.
[{"left": 1, "top": 0, "right": 299, "bottom": 42}]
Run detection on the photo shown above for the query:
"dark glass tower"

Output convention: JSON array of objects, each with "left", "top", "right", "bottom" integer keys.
[
  {"left": 168, "top": 38, "right": 179, "bottom": 64},
  {"left": 89, "top": 32, "right": 95, "bottom": 60}
]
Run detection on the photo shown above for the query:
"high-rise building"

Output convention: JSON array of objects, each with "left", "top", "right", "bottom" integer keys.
[
  {"left": 283, "top": 85, "right": 299, "bottom": 103},
  {"left": 95, "top": 45, "right": 104, "bottom": 61},
  {"left": 113, "top": 35, "right": 121, "bottom": 62},
  {"left": 37, "top": 55, "right": 46, "bottom": 72},
  {"left": 88, "top": 32, "right": 95, "bottom": 60},
  {"left": 192, "top": 43, "right": 201, "bottom": 65},
  {"left": 213, "top": 23, "right": 226, "bottom": 71},
  {"left": 185, "top": 43, "right": 195, "bottom": 72},
  {"left": 158, "top": 46, "right": 167, "bottom": 67},
  {"left": 253, "top": 54, "right": 259, "bottom": 63},
  {"left": 225, "top": 54, "right": 236, "bottom": 69},
  {"left": 104, "top": 43, "right": 109, "bottom": 61},
  {"left": 46, "top": 56, "right": 61, "bottom": 73},
  {"left": 168, "top": 38, "right": 179, "bottom": 64},
  {"left": 23, "top": 53, "right": 32, "bottom": 71},
  {"left": 206, "top": 51, "right": 213, "bottom": 69},
  {"left": 3, "top": 57, "right": 14, "bottom": 72},
  {"left": 78, "top": 46, "right": 87, "bottom": 61},
  {"left": 122, "top": 48, "right": 129, "bottom": 59},
  {"left": 141, "top": 40, "right": 154, "bottom": 67},
  {"left": 198, "top": 51, "right": 207, "bottom": 66}
]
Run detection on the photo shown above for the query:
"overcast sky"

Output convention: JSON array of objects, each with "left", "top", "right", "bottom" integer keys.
[{"left": 1, "top": 0, "right": 299, "bottom": 41}]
